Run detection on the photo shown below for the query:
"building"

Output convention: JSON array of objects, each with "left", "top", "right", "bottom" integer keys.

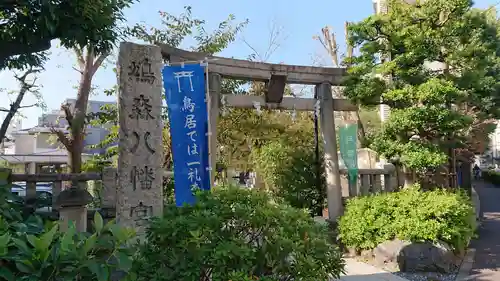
[
  {"left": 373, "top": 0, "right": 424, "bottom": 123},
  {"left": 0, "top": 118, "right": 22, "bottom": 154},
  {"left": 0, "top": 99, "right": 115, "bottom": 173},
  {"left": 480, "top": 121, "right": 500, "bottom": 167},
  {"left": 373, "top": 0, "right": 391, "bottom": 122}
]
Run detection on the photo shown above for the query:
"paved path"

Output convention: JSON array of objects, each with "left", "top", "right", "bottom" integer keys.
[
  {"left": 468, "top": 181, "right": 500, "bottom": 280},
  {"left": 334, "top": 259, "right": 409, "bottom": 281}
]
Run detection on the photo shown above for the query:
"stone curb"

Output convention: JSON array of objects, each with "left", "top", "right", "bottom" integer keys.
[
  {"left": 455, "top": 248, "right": 476, "bottom": 281},
  {"left": 454, "top": 185, "right": 480, "bottom": 281}
]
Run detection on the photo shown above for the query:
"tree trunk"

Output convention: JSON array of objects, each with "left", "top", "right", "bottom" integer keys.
[
  {"left": 0, "top": 71, "right": 33, "bottom": 142},
  {"left": 69, "top": 50, "right": 94, "bottom": 175},
  {"left": 403, "top": 166, "right": 414, "bottom": 187},
  {"left": 0, "top": 92, "right": 24, "bottom": 142},
  {"left": 355, "top": 111, "right": 366, "bottom": 146}
]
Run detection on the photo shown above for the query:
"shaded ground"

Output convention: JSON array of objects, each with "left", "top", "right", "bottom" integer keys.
[
  {"left": 333, "top": 258, "right": 409, "bottom": 281},
  {"left": 469, "top": 181, "right": 500, "bottom": 280}
]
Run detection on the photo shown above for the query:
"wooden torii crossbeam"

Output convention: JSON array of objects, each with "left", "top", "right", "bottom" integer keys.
[
  {"left": 157, "top": 43, "right": 356, "bottom": 112},
  {"left": 157, "top": 43, "right": 354, "bottom": 221}
]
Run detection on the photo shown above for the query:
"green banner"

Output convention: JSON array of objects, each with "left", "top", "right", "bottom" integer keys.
[{"left": 339, "top": 124, "right": 358, "bottom": 186}]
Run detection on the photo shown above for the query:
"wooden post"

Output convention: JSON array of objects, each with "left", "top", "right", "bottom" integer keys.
[
  {"left": 26, "top": 162, "right": 36, "bottom": 204},
  {"left": 461, "top": 161, "right": 472, "bottom": 196},
  {"left": 208, "top": 73, "right": 221, "bottom": 187},
  {"left": 116, "top": 42, "right": 164, "bottom": 236},
  {"left": 52, "top": 164, "right": 62, "bottom": 210},
  {"left": 52, "top": 181, "right": 62, "bottom": 210},
  {"left": 317, "top": 83, "right": 343, "bottom": 222}
]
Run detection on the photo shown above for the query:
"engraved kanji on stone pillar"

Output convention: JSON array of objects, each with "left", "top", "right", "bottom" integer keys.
[{"left": 116, "top": 42, "right": 163, "bottom": 236}]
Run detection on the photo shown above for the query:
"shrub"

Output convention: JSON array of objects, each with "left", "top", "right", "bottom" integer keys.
[
  {"left": 338, "top": 186, "right": 476, "bottom": 252},
  {"left": 133, "top": 185, "right": 344, "bottom": 281},
  {"left": 482, "top": 169, "right": 500, "bottom": 185},
  {"left": 252, "top": 140, "right": 326, "bottom": 216},
  {"left": 162, "top": 177, "right": 175, "bottom": 203},
  {"left": 0, "top": 175, "right": 137, "bottom": 281}
]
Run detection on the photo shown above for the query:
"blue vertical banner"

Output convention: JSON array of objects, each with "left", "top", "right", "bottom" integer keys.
[{"left": 162, "top": 63, "right": 210, "bottom": 206}]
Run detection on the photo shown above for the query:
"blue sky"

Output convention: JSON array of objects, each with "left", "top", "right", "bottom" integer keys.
[{"left": 1, "top": 0, "right": 498, "bottom": 129}]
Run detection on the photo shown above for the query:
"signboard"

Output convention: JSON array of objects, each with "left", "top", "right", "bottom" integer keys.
[
  {"left": 339, "top": 123, "right": 358, "bottom": 186},
  {"left": 163, "top": 63, "right": 210, "bottom": 206}
]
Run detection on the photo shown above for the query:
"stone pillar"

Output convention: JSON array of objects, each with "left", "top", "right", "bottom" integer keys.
[
  {"left": 116, "top": 42, "right": 163, "bottom": 236},
  {"left": 59, "top": 206, "right": 88, "bottom": 231},
  {"left": 208, "top": 73, "right": 221, "bottom": 188},
  {"left": 57, "top": 188, "right": 93, "bottom": 232},
  {"left": 101, "top": 167, "right": 117, "bottom": 209},
  {"left": 101, "top": 167, "right": 117, "bottom": 219},
  {"left": 317, "top": 83, "right": 343, "bottom": 222}
]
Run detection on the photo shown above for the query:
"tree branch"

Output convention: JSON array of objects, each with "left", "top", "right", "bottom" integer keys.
[
  {"left": 0, "top": 67, "right": 40, "bottom": 141},
  {"left": 72, "top": 66, "right": 83, "bottom": 74},
  {"left": 50, "top": 127, "right": 72, "bottom": 150},
  {"left": 61, "top": 103, "right": 74, "bottom": 128},
  {"left": 18, "top": 104, "right": 38, "bottom": 109},
  {"left": 14, "top": 67, "right": 39, "bottom": 83},
  {"left": 91, "top": 52, "right": 109, "bottom": 75},
  {"left": 74, "top": 47, "right": 85, "bottom": 70}
]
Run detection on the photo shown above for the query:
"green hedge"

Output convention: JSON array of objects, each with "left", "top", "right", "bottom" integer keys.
[
  {"left": 338, "top": 186, "right": 476, "bottom": 252},
  {"left": 133, "top": 185, "right": 344, "bottom": 281},
  {"left": 252, "top": 141, "right": 326, "bottom": 216},
  {"left": 482, "top": 169, "right": 500, "bottom": 185}
]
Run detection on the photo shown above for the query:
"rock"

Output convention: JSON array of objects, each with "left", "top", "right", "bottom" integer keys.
[
  {"left": 360, "top": 249, "right": 373, "bottom": 260},
  {"left": 314, "top": 216, "right": 328, "bottom": 226},
  {"left": 398, "top": 240, "right": 457, "bottom": 273},
  {"left": 345, "top": 247, "right": 357, "bottom": 258},
  {"left": 373, "top": 239, "right": 411, "bottom": 265},
  {"left": 373, "top": 239, "right": 457, "bottom": 273}
]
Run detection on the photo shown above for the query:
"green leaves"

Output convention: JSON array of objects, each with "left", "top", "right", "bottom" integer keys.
[
  {"left": 252, "top": 140, "right": 326, "bottom": 216},
  {"left": 345, "top": 0, "right": 500, "bottom": 173},
  {"left": 0, "top": 201, "right": 136, "bottom": 281},
  {"left": 133, "top": 185, "right": 345, "bottom": 281},
  {"left": 339, "top": 186, "right": 476, "bottom": 252},
  {"left": 87, "top": 6, "right": 248, "bottom": 172},
  {"left": 0, "top": 267, "right": 14, "bottom": 281},
  {"left": 1, "top": 0, "right": 136, "bottom": 70},
  {"left": 94, "top": 211, "right": 104, "bottom": 233},
  {"left": 0, "top": 232, "right": 10, "bottom": 255},
  {"left": 88, "top": 262, "right": 110, "bottom": 281}
]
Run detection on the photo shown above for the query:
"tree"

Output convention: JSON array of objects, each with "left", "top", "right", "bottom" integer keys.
[
  {"left": 85, "top": 6, "right": 248, "bottom": 171},
  {"left": 314, "top": 24, "right": 369, "bottom": 145},
  {"left": 216, "top": 21, "right": 321, "bottom": 169},
  {"left": 0, "top": 68, "right": 44, "bottom": 144},
  {"left": 343, "top": 0, "right": 500, "bottom": 184},
  {"left": 49, "top": 0, "right": 135, "bottom": 175},
  {"left": 0, "top": 0, "right": 135, "bottom": 70},
  {"left": 51, "top": 47, "right": 111, "bottom": 174}
]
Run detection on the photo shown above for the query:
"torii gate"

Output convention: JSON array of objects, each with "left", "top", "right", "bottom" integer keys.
[{"left": 158, "top": 44, "right": 356, "bottom": 222}]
